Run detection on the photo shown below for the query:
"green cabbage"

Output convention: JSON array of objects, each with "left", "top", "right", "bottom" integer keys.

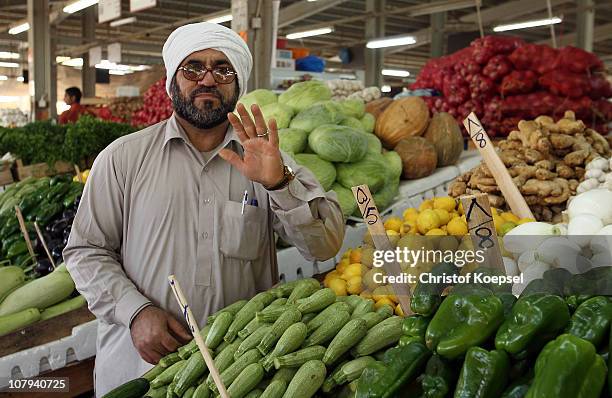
[
  {"left": 339, "top": 117, "right": 365, "bottom": 132},
  {"left": 308, "top": 125, "right": 368, "bottom": 163},
  {"left": 363, "top": 132, "right": 382, "bottom": 154},
  {"left": 237, "top": 89, "right": 277, "bottom": 111},
  {"left": 360, "top": 113, "right": 376, "bottom": 134},
  {"left": 373, "top": 177, "right": 400, "bottom": 210},
  {"left": 293, "top": 153, "right": 336, "bottom": 191},
  {"left": 339, "top": 98, "right": 366, "bottom": 119},
  {"left": 289, "top": 103, "right": 342, "bottom": 132},
  {"left": 279, "top": 80, "right": 332, "bottom": 113},
  {"left": 261, "top": 103, "right": 294, "bottom": 129},
  {"left": 331, "top": 183, "right": 357, "bottom": 217},
  {"left": 336, "top": 153, "right": 387, "bottom": 192},
  {"left": 279, "top": 128, "right": 308, "bottom": 154},
  {"left": 314, "top": 100, "right": 344, "bottom": 115},
  {"left": 383, "top": 151, "right": 403, "bottom": 180}
]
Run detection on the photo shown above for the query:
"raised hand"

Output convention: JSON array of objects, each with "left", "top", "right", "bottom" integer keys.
[{"left": 220, "top": 103, "right": 284, "bottom": 189}]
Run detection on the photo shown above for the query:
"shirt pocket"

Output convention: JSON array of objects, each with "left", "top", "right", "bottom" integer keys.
[{"left": 219, "top": 200, "right": 268, "bottom": 260}]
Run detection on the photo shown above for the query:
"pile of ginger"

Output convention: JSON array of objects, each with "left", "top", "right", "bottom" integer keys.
[{"left": 449, "top": 111, "right": 611, "bottom": 222}]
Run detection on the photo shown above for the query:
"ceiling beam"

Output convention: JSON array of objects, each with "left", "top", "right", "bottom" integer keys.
[
  {"left": 537, "top": 21, "right": 612, "bottom": 46},
  {"left": 278, "top": 0, "right": 350, "bottom": 28}
]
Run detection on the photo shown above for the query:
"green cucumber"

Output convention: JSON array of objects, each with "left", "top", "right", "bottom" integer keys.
[
  {"left": 273, "top": 346, "right": 326, "bottom": 369},
  {"left": 0, "top": 307, "right": 41, "bottom": 336},
  {"left": 102, "top": 378, "right": 150, "bottom": 398},
  {"left": 39, "top": 296, "right": 87, "bottom": 321},
  {"left": 295, "top": 288, "right": 336, "bottom": 314},
  {"left": 303, "top": 310, "right": 350, "bottom": 347},
  {"left": 281, "top": 360, "right": 326, "bottom": 398},
  {"left": 227, "top": 363, "right": 264, "bottom": 398},
  {"left": 205, "top": 311, "right": 233, "bottom": 349},
  {"left": 323, "top": 318, "right": 368, "bottom": 366}
]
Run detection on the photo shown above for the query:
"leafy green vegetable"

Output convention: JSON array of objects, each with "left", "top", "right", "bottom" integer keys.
[
  {"left": 279, "top": 128, "right": 309, "bottom": 154},
  {"left": 363, "top": 133, "right": 382, "bottom": 155},
  {"left": 293, "top": 153, "right": 336, "bottom": 191},
  {"left": 308, "top": 125, "right": 368, "bottom": 163},
  {"left": 238, "top": 89, "right": 277, "bottom": 111},
  {"left": 338, "top": 99, "right": 365, "bottom": 119},
  {"left": 360, "top": 113, "right": 376, "bottom": 134},
  {"left": 340, "top": 117, "right": 365, "bottom": 132},
  {"left": 383, "top": 151, "right": 403, "bottom": 180},
  {"left": 261, "top": 103, "right": 294, "bottom": 129},
  {"left": 290, "top": 104, "right": 343, "bottom": 133},
  {"left": 279, "top": 81, "right": 332, "bottom": 113},
  {"left": 336, "top": 153, "right": 387, "bottom": 193},
  {"left": 331, "top": 183, "right": 357, "bottom": 217}
]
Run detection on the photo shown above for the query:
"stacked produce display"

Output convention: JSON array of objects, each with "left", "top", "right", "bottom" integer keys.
[
  {"left": 131, "top": 77, "right": 173, "bottom": 127},
  {"left": 325, "top": 80, "right": 382, "bottom": 103},
  {"left": 411, "top": 35, "right": 612, "bottom": 136},
  {"left": 449, "top": 111, "right": 611, "bottom": 222}
]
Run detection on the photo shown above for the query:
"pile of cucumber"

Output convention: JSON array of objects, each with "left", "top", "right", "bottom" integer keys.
[{"left": 106, "top": 279, "right": 401, "bottom": 398}]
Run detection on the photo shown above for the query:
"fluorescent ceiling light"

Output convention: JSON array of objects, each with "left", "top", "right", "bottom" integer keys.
[
  {"left": 206, "top": 14, "right": 233, "bottom": 24},
  {"left": 16, "top": 76, "right": 24, "bottom": 82},
  {"left": 286, "top": 27, "right": 333, "bottom": 40},
  {"left": 56, "top": 56, "right": 72, "bottom": 63},
  {"left": 0, "top": 52, "right": 19, "bottom": 59},
  {"left": 110, "top": 17, "right": 137, "bottom": 27},
  {"left": 8, "top": 23, "right": 29, "bottom": 35},
  {"left": 0, "top": 61, "right": 19, "bottom": 68},
  {"left": 0, "top": 75, "right": 8, "bottom": 81},
  {"left": 109, "top": 70, "right": 133, "bottom": 75},
  {"left": 381, "top": 85, "right": 391, "bottom": 93},
  {"left": 493, "top": 17, "right": 562, "bottom": 32},
  {"left": 62, "top": 58, "right": 84, "bottom": 67},
  {"left": 382, "top": 69, "right": 410, "bottom": 77},
  {"left": 63, "top": 0, "right": 99, "bottom": 14},
  {"left": 367, "top": 35, "right": 416, "bottom": 49}
]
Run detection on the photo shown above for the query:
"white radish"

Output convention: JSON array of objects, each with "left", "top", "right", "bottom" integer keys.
[
  {"left": 535, "top": 237, "right": 582, "bottom": 267},
  {"left": 568, "top": 214, "right": 604, "bottom": 247},
  {"left": 567, "top": 189, "right": 612, "bottom": 224},
  {"left": 503, "top": 222, "right": 561, "bottom": 254}
]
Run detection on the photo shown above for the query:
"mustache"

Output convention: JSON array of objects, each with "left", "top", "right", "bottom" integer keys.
[{"left": 190, "top": 86, "right": 221, "bottom": 101}]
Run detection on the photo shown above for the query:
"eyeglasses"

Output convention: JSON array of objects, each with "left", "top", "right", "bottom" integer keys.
[{"left": 177, "top": 64, "right": 237, "bottom": 84}]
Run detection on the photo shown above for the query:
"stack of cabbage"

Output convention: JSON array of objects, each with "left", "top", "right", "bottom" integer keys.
[{"left": 237, "top": 81, "right": 402, "bottom": 217}]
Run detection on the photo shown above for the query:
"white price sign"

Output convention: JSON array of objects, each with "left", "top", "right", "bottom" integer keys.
[
  {"left": 130, "top": 0, "right": 156, "bottom": 12},
  {"left": 89, "top": 46, "right": 102, "bottom": 67},
  {"left": 98, "top": 0, "right": 121, "bottom": 23},
  {"left": 107, "top": 43, "right": 121, "bottom": 63}
]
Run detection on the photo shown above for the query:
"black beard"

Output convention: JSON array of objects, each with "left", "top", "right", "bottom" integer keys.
[{"left": 170, "top": 78, "right": 239, "bottom": 130}]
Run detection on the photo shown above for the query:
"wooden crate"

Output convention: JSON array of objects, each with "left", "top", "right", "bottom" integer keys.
[
  {"left": 0, "top": 306, "right": 95, "bottom": 358},
  {"left": 0, "top": 163, "right": 14, "bottom": 186},
  {"left": 15, "top": 159, "right": 74, "bottom": 180}
]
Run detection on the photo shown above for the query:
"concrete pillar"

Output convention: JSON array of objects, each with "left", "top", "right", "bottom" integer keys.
[
  {"left": 81, "top": 6, "right": 96, "bottom": 98},
  {"left": 430, "top": 11, "right": 446, "bottom": 58},
  {"left": 49, "top": 26, "right": 57, "bottom": 119},
  {"left": 576, "top": 0, "right": 594, "bottom": 51},
  {"left": 365, "top": 0, "right": 384, "bottom": 87},
  {"left": 27, "top": 0, "right": 52, "bottom": 121}
]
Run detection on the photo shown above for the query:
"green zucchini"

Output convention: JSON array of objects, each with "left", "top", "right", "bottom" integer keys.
[
  {"left": 159, "top": 353, "right": 181, "bottom": 369},
  {"left": 236, "top": 325, "right": 272, "bottom": 360},
  {"left": 256, "top": 305, "right": 291, "bottom": 323},
  {"left": 358, "top": 312, "right": 386, "bottom": 329},
  {"left": 173, "top": 352, "right": 208, "bottom": 396},
  {"left": 0, "top": 266, "right": 26, "bottom": 301},
  {"left": 166, "top": 382, "right": 177, "bottom": 398},
  {"left": 268, "top": 280, "right": 300, "bottom": 298},
  {"left": 375, "top": 303, "right": 394, "bottom": 318},
  {"left": 244, "top": 388, "right": 264, "bottom": 398},
  {"left": 257, "top": 307, "right": 302, "bottom": 355},
  {"left": 102, "top": 378, "right": 150, "bottom": 398},
  {"left": 0, "top": 307, "right": 41, "bottom": 336},
  {"left": 350, "top": 299, "right": 374, "bottom": 320},
  {"left": 227, "top": 363, "right": 264, "bottom": 398},
  {"left": 303, "top": 310, "right": 350, "bottom": 347},
  {"left": 179, "top": 325, "right": 211, "bottom": 359},
  {"left": 337, "top": 295, "right": 363, "bottom": 312},
  {"left": 332, "top": 356, "right": 376, "bottom": 385},
  {"left": 281, "top": 360, "right": 326, "bottom": 398},
  {"left": 143, "top": 365, "right": 165, "bottom": 382},
  {"left": 295, "top": 288, "right": 336, "bottom": 314},
  {"left": 323, "top": 318, "right": 368, "bottom": 366},
  {"left": 252, "top": 292, "right": 276, "bottom": 307},
  {"left": 39, "top": 295, "right": 87, "bottom": 321},
  {"left": 305, "top": 302, "right": 351, "bottom": 333},
  {"left": 206, "top": 311, "right": 233, "bottom": 350},
  {"left": 144, "top": 385, "right": 168, "bottom": 398},
  {"left": 183, "top": 386, "right": 196, "bottom": 398},
  {"left": 225, "top": 299, "right": 265, "bottom": 343},
  {"left": 273, "top": 346, "right": 326, "bottom": 369},
  {"left": 207, "top": 300, "right": 248, "bottom": 325},
  {"left": 287, "top": 279, "right": 320, "bottom": 304},
  {"left": 205, "top": 340, "right": 241, "bottom": 388},
  {"left": 351, "top": 316, "right": 403, "bottom": 357},
  {"left": 193, "top": 383, "right": 210, "bottom": 398},
  {"left": 321, "top": 360, "right": 348, "bottom": 393},
  {"left": 260, "top": 380, "right": 286, "bottom": 398},
  {"left": 209, "top": 349, "right": 261, "bottom": 392},
  {"left": 238, "top": 318, "right": 266, "bottom": 339},
  {"left": 151, "top": 360, "right": 187, "bottom": 389},
  {"left": 261, "top": 322, "right": 307, "bottom": 371},
  {"left": 300, "top": 313, "right": 316, "bottom": 324},
  {"left": 266, "top": 298, "right": 288, "bottom": 308}
]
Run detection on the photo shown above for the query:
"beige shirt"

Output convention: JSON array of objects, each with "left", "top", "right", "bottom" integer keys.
[{"left": 63, "top": 114, "right": 344, "bottom": 396}]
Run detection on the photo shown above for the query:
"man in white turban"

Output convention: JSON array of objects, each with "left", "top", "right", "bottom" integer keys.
[{"left": 64, "top": 22, "right": 344, "bottom": 396}]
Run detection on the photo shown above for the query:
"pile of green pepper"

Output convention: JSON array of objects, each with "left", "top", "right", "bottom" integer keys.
[{"left": 352, "top": 268, "right": 612, "bottom": 398}]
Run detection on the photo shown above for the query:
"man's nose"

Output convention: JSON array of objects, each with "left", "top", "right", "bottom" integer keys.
[{"left": 197, "top": 71, "right": 217, "bottom": 87}]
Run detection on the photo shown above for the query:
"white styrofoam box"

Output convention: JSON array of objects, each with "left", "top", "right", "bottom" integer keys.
[
  {"left": 456, "top": 149, "right": 482, "bottom": 174},
  {"left": 115, "top": 86, "right": 140, "bottom": 97},
  {"left": 275, "top": 58, "right": 295, "bottom": 70},
  {"left": 276, "top": 49, "right": 293, "bottom": 59},
  {"left": 398, "top": 166, "right": 460, "bottom": 200},
  {"left": 0, "top": 320, "right": 97, "bottom": 387}
]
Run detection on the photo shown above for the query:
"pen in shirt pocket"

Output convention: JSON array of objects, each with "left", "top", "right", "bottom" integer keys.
[{"left": 250, "top": 198, "right": 258, "bottom": 207}]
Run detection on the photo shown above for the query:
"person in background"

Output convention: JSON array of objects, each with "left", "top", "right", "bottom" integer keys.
[{"left": 58, "top": 86, "right": 88, "bottom": 124}]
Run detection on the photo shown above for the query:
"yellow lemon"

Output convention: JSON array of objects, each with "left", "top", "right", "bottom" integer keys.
[
  {"left": 518, "top": 218, "right": 535, "bottom": 225},
  {"left": 395, "top": 303, "right": 405, "bottom": 317},
  {"left": 346, "top": 276, "right": 363, "bottom": 295},
  {"left": 426, "top": 228, "right": 447, "bottom": 236},
  {"left": 324, "top": 270, "right": 341, "bottom": 287},
  {"left": 433, "top": 197, "right": 456, "bottom": 212},
  {"left": 417, "top": 209, "right": 440, "bottom": 234},
  {"left": 387, "top": 230, "right": 400, "bottom": 246},
  {"left": 501, "top": 212, "right": 520, "bottom": 224},
  {"left": 419, "top": 199, "right": 433, "bottom": 212},
  {"left": 493, "top": 214, "right": 505, "bottom": 234},
  {"left": 374, "top": 298, "right": 395, "bottom": 311},
  {"left": 457, "top": 201, "right": 464, "bottom": 214},
  {"left": 434, "top": 209, "right": 451, "bottom": 225},
  {"left": 360, "top": 290, "right": 373, "bottom": 300},
  {"left": 349, "top": 248, "right": 362, "bottom": 264},
  {"left": 361, "top": 246, "right": 375, "bottom": 268},
  {"left": 447, "top": 217, "right": 468, "bottom": 236},
  {"left": 499, "top": 221, "right": 517, "bottom": 236},
  {"left": 328, "top": 278, "right": 347, "bottom": 296},
  {"left": 342, "top": 249, "right": 351, "bottom": 259},
  {"left": 336, "top": 258, "right": 350, "bottom": 274},
  {"left": 384, "top": 217, "right": 403, "bottom": 233},
  {"left": 403, "top": 207, "right": 419, "bottom": 223},
  {"left": 342, "top": 263, "right": 364, "bottom": 279}
]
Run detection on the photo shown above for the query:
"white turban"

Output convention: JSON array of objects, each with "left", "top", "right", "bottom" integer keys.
[{"left": 162, "top": 22, "right": 253, "bottom": 98}]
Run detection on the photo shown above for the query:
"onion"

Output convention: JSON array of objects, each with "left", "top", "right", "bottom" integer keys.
[
  {"left": 568, "top": 214, "right": 604, "bottom": 247},
  {"left": 503, "top": 222, "right": 561, "bottom": 254},
  {"left": 568, "top": 189, "right": 612, "bottom": 224}
]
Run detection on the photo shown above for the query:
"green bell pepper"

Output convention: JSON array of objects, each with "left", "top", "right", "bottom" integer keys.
[
  {"left": 35, "top": 202, "right": 62, "bottom": 226},
  {"left": 565, "top": 294, "right": 593, "bottom": 312},
  {"left": 355, "top": 343, "right": 430, "bottom": 398},
  {"left": 425, "top": 289, "right": 504, "bottom": 359},
  {"left": 496, "top": 292, "right": 517, "bottom": 319},
  {"left": 566, "top": 296, "right": 612, "bottom": 349},
  {"left": 7, "top": 240, "right": 28, "bottom": 259},
  {"left": 420, "top": 354, "right": 456, "bottom": 398},
  {"left": 526, "top": 334, "right": 607, "bottom": 398},
  {"left": 608, "top": 327, "right": 611, "bottom": 398},
  {"left": 410, "top": 262, "right": 458, "bottom": 316},
  {"left": 398, "top": 335, "right": 421, "bottom": 347},
  {"left": 501, "top": 373, "right": 532, "bottom": 398},
  {"left": 46, "top": 182, "right": 71, "bottom": 203},
  {"left": 495, "top": 294, "right": 570, "bottom": 356},
  {"left": 454, "top": 347, "right": 509, "bottom": 398},
  {"left": 401, "top": 315, "right": 430, "bottom": 343}
]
